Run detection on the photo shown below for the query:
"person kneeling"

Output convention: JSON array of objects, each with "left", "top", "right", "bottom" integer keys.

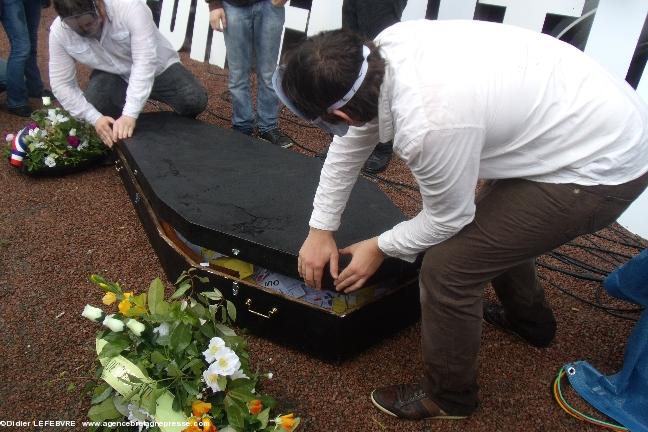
[{"left": 49, "top": 0, "right": 208, "bottom": 147}]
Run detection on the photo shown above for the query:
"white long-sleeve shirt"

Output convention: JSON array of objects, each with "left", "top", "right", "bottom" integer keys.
[
  {"left": 49, "top": 0, "right": 179, "bottom": 125},
  {"left": 310, "top": 20, "right": 648, "bottom": 262}
]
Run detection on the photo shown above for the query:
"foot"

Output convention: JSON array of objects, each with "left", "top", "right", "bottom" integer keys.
[
  {"left": 259, "top": 128, "right": 294, "bottom": 149},
  {"left": 362, "top": 141, "right": 393, "bottom": 174},
  {"left": 483, "top": 301, "right": 555, "bottom": 348},
  {"left": 8, "top": 105, "right": 33, "bottom": 118},
  {"left": 370, "top": 383, "right": 468, "bottom": 420},
  {"left": 29, "top": 88, "right": 56, "bottom": 100}
]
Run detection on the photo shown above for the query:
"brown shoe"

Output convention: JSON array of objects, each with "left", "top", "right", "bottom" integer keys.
[{"left": 370, "top": 383, "right": 467, "bottom": 420}]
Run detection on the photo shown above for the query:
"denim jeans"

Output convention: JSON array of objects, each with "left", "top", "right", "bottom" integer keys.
[
  {"left": 0, "top": 58, "right": 7, "bottom": 92},
  {"left": 1, "top": 0, "right": 44, "bottom": 108},
  {"left": 84, "top": 63, "right": 208, "bottom": 119},
  {"left": 222, "top": 0, "right": 285, "bottom": 135}
]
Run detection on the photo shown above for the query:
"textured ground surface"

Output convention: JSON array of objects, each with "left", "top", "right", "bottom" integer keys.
[{"left": 1, "top": 9, "right": 646, "bottom": 432}]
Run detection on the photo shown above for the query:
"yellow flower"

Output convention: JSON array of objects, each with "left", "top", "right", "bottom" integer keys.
[
  {"left": 277, "top": 414, "right": 295, "bottom": 431},
  {"left": 118, "top": 299, "right": 131, "bottom": 315},
  {"left": 182, "top": 417, "right": 201, "bottom": 432},
  {"left": 191, "top": 400, "right": 212, "bottom": 417},
  {"left": 102, "top": 292, "right": 117, "bottom": 305},
  {"left": 201, "top": 417, "right": 217, "bottom": 432},
  {"left": 124, "top": 292, "right": 133, "bottom": 299}
]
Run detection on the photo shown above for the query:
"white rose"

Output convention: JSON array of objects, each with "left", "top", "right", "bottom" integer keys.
[
  {"left": 69, "top": 128, "right": 77, "bottom": 136},
  {"left": 153, "top": 322, "right": 171, "bottom": 337},
  {"left": 44, "top": 156, "right": 56, "bottom": 168},
  {"left": 5, "top": 134, "right": 14, "bottom": 142},
  {"left": 103, "top": 314, "right": 125, "bottom": 332},
  {"left": 81, "top": 304, "right": 104, "bottom": 322},
  {"left": 42, "top": 96, "right": 52, "bottom": 106},
  {"left": 126, "top": 319, "right": 146, "bottom": 336}
]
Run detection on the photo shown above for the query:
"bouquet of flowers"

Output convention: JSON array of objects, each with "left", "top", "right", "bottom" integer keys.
[
  {"left": 5, "top": 97, "right": 108, "bottom": 174},
  {"left": 81, "top": 270, "right": 300, "bottom": 432}
]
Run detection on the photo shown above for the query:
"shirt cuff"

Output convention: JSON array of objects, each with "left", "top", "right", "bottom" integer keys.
[
  {"left": 206, "top": 0, "right": 223, "bottom": 10},
  {"left": 378, "top": 230, "right": 419, "bottom": 263},
  {"left": 309, "top": 208, "right": 341, "bottom": 232},
  {"left": 87, "top": 110, "right": 103, "bottom": 126}
]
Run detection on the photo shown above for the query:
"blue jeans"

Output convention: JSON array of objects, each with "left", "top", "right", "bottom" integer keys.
[
  {"left": 223, "top": 0, "right": 285, "bottom": 134},
  {"left": 0, "top": 58, "right": 7, "bottom": 92},
  {"left": 1, "top": 0, "right": 44, "bottom": 108}
]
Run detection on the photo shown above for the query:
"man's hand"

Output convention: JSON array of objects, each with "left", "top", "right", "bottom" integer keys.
[
  {"left": 209, "top": 8, "right": 227, "bottom": 31},
  {"left": 335, "top": 237, "right": 384, "bottom": 293},
  {"left": 271, "top": 0, "right": 288, "bottom": 6},
  {"left": 112, "top": 115, "right": 137, "bottom": 141},
  {"left": 95, "top": 116, "right": 116, "bottom": 147},
  {"left": 298, "top": 228, "right": 339, "bottom": 290}
]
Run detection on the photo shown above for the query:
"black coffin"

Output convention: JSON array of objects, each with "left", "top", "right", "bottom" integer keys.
[{"left": 115, "top": 112, "right": 420, "bottom": 359}]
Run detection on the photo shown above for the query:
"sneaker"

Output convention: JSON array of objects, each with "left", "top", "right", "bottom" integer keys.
[
  {"left": 259, "top": 128, "right": 294, "bottom": 149},
  {"left": 362, "top": 141, "right": 393, "bottom": 174},
  {"left": 7, "top": 105, "right": 33, "bottom": 118},
  {"left": 371, "top": 383, "right": 468, "bottom": 420},
  {"left": 483, "top": 301, "right": 555, "bottom": 348}
]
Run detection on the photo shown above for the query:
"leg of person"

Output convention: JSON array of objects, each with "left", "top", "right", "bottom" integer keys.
[
  {"left": 23, "top": 0, "right": 44, "bottom": 98},
  {"left": 84, "top": 70, "right": 128, "bottom": 119},
  {"left": 0, "top": 58, "right": 7, "bottom": 93},
  {"left": 362, "top": 141, "right": 393, "bottom": 174},
  {"left": 1, "top": 0, "right": 32, "bottom": 115},
  {"left": 342, "top": 0, "right": 359, "bottom": 34},
  {"left": 149, "top": 62, "right": 207, "bottom": 118},
  {"left": 355, "top": 0, "right": 406, "bottom": 39},
  {"left": 222, "top": 2, "right": 254, "bottom": 135},
  {"left": 254, "top": 0, "right": 293, "bottom": 148},
  {"left": 371, "top": 173, "right": 648, "bottom": 419}
]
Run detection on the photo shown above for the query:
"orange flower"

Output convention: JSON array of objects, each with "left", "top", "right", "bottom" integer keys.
[
  {"left": 277, "top": 414, "right": 295, "bottom": 431},
  {"left": 186, "top": 416, "right": 200, "bottom": 428},
  {"left": 201, "top": 417, "right": 217, "bottom": 432},
  {"left": 248, "top": 399, "right": 263, "bottom": 415},
  {"left": 192, "top": 400, "right": 212, "bottom": 417}
]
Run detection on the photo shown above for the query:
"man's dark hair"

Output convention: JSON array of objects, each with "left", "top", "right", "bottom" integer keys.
[
  {"left": 282, "top": 29, "right": 385, "bottom": 124},
  {"left": 53, "top": 0, "right": 96, "bottom": 17}
]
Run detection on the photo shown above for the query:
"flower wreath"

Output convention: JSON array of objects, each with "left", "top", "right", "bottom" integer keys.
[{"left": 5, "top": 97, "right": 108, "bottom": 175}]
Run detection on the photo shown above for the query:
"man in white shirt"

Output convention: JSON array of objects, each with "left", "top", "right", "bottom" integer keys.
[
  {"left": 274, "top": 20, "right": 648, "bottom": 419},
  {"left": 49, "top": 0, "right": 208, "bottom": 147}
]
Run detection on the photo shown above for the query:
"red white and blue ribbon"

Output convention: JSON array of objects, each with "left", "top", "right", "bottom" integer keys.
[{"left": 8, "top": 127, "right": 30, "bottom": 169}]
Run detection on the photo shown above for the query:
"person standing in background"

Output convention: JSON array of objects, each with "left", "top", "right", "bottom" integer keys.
[
  {"left": 342, "top": 0, "right": 407, "bottom": 173},
  {"left": 1, "top": 0, "right": 53, "bottom": 117},
  {"left": 207, "top": 0, "right": 294, "bottom": 148}
]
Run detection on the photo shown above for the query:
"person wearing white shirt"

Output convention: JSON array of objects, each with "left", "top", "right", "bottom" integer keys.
[
  {"left": 274, "top": 20, "right": 648, "bottom": 420},
  {"left": 49, "top": 0, "right": 208, "bottom": 147}
]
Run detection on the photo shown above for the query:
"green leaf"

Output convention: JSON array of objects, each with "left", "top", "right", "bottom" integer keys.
[
  {"left": 226, "top": 300, "right": 237, "bottom": 322},
  {"left": 215, "top": 323, "right": 237, "bottom": 337},
  {"left": 150, "top": 351, "right": 167, "bottom": 365},
  {"left": 257, "top": 407, "right": 270, "bottom": 428},
  {"left": 148, "top": 278, "right": 165, "bottom": 315},
  {"left": 201, "top": 290, "right": 223, "bottom": 301},
  {"left": 170, "top": 281, "right": 192, "bottom": 300},
  {"left": 197, "top": 276, "right": 210, "bottom": 283},
  {"left": 181, "top": 379, "right": 199, "bottom": 396},
  {"left": 165, "top": 361, "right": 182, "bottom": 377},
  {"left": 67, "top": 383, "right": 76, "bottom": 392},
  {"left": 88, "top": 397, "right": 122, "bottom": 422},
  {"left": 175, "top": 271, "right": 188, "bottom": 285},
  {"left": 181, "top": 358, "right": 203, "bottom": 372},
  {"left": 91, "top": 384, "right": 113, "bottom": 404},
  {"left": 170, "top": 323, "right": 192, "bottom": 353},
  {"left": 225, "top": 402, "right": 246, "bottom": 430},
  {"left": 99, "top": 337, "right": 130, "bottom": 359}
]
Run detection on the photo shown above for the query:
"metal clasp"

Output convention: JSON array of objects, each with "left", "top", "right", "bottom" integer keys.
[{"left": 245, "top": 298, "right": 277, "bottom": 319}]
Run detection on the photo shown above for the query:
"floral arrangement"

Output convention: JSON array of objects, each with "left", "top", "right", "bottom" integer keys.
[
  {"left": 82, "top": 270, "right": 300, "bottom": 432},
  {"left": 4, "top": 97, "right": 107, "bottom": 174}
]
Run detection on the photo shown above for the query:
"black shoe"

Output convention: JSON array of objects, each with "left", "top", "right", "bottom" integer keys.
[
  {"left": 483, "top": 301, "right": 555, "bottom": 348},
  {"left": 29, "top": 88, "right": 56, "bottom": 100},
  {"left": 259, "top": 128, "right": 294, "bottom": 149},
  {"left": 8, "top": 105, "right": 33, "bottom": 118},
  {"left": 371, "top": 383, "right": 468, "bottom": 420},
  {"left": 362, "top": 141, "right": 393, "bottom": 174}
]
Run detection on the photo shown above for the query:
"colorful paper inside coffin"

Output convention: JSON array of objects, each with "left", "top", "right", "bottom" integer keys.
[
  {"left": 172, "top": 228, "right": 400, "bottom": 315},
  {"left": 4, "top": 101, "right": 108, "bottom": 175}
]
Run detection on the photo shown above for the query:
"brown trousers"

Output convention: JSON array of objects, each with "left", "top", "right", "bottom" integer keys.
[{"left": 419, "top": 171, "right": 648, "bottom": 415}]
